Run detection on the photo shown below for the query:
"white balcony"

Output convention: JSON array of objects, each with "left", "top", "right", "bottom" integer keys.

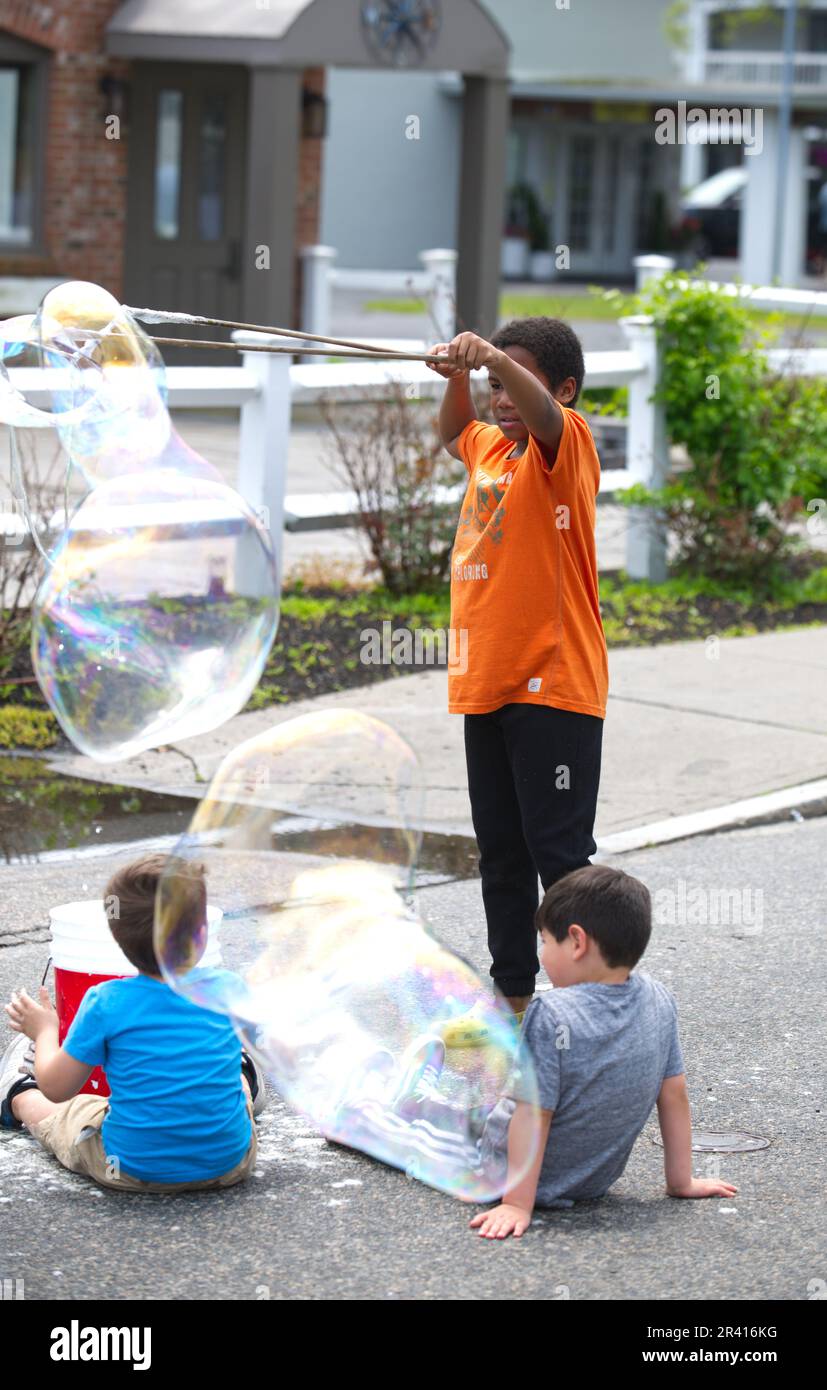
[{"left": 703, "top": 48, "right": 827, "bottom": 86}]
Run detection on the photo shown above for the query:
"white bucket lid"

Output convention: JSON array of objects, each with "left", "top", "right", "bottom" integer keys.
[{"left": 49, "top": 900, "right": 223, "bottom": 976}]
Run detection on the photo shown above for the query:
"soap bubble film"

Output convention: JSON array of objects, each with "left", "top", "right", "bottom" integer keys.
[
  {"left": 2, "top": 280, "right": 280, "bottom": 758},
  {"left": 32, "top": 467, "right": 279, "bottom": 761},
  {"left": 155, "top": 711, "right": 541, "bottom": 1202}
]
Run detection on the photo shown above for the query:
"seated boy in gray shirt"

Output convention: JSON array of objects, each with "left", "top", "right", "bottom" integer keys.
[
  {"left": 471, "top": 862, "right": 737, "bottom": 1238},
  {"left": 332, "top": 863, "right": 736, "bottom": 1237}
]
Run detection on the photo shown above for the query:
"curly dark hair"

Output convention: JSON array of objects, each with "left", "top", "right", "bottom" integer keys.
[{"left": 490, "top": 316, "right": 585, "bottom": 403}]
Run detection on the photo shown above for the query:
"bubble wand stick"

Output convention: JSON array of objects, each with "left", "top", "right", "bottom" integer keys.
[
  {"left": 123, "top": 305, "right": 449, "bottom": 361},
  {"left": 146, "top": 336, "right": 445, "bottom": 362}
]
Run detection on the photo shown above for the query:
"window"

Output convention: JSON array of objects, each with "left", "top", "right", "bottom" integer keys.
[
  {"left": 0, "top": 62, "right": 36, "bottom": 247},
  {"left": 154, "top": 90, "right": 183, "bottom": 239},
  {"left": 568, "top": 135, "right": 594, "bottom": 251},
  {"left": 197, "top": 94, "right": 226, "bottom": 241}
]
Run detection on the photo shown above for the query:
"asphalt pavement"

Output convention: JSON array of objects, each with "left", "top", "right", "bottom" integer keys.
[{"left": 1, "top": 813, "right": 823, "bottom": 1301}]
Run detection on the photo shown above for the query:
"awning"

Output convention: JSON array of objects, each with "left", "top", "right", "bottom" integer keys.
[{"left": 105, "top": 0, "right": 510, "bottom": 75}]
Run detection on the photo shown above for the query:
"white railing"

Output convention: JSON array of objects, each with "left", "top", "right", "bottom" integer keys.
[
  {"left": 3, "top": 320, "right": 666, "bottom": 582},
  {"left": 703, "top": 49, "right": 827, "bottom": 86},
  {"left": 300, "top": 245, "right": 457, "bottom": 356},
  {"left": 9, "top": 255, "right": 827, "bottom": 585}
]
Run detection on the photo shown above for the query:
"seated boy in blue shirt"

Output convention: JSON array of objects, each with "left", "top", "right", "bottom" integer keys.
[{"left": 1, "top": 854, "right": 264, "bottom": 1194}]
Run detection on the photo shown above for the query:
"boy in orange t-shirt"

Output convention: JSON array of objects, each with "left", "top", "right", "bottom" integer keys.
[{"left": 427, "top": 317, "right": 608, "bottom": 1031}]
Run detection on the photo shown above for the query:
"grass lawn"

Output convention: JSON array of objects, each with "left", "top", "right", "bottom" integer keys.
[{"left": 363, "top": 290, "right": 827, "bottom": 334}]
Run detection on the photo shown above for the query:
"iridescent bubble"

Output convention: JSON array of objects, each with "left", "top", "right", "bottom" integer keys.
[
  {"left": 35, "top": 281, "right": 179, "bottom": 486},
  {"left": 0, "top": 311, "right": 103, "bottom": 431},
  {"left": 31, "top": 467, "right": 279, "bottom": 761},
  {"left": 155, "top": 711, "right": 540, "bottom": 1202},
  {"left": 1, "top": 283, "right": 217, "bottom": 487}
]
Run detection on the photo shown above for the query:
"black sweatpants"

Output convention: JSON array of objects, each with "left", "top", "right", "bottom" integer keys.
[{"left": 464, "top": 703, "right": 604, "bottom": 998}]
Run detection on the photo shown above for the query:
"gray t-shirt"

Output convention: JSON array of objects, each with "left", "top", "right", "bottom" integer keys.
[{"left": 483, "top": 971, "right": 685, "bottom": 1207}]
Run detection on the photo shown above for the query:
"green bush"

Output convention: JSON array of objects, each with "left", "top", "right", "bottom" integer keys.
[
  {"left": 0, "top": 706, "right": 58, "bottom": 749},
  {"left": 620, "top": 274, "right": 827, "bottom": 594}
]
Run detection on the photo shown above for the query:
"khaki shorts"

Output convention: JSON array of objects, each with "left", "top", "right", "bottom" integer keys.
[{"left": 32, "top": 1093, "right": 258, "bottom": 1194}]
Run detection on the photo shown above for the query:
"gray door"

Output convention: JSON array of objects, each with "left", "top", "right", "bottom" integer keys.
[{"left": 123, "top": 63, "right": 248, "bottom": 361}]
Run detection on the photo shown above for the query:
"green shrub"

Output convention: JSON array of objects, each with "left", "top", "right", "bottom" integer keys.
[
  {"left": 0, "top": 706, "right": 58, "bottom": 749},
  {"left": 620, "top": 274, "right": 827, "bottom": 595}
]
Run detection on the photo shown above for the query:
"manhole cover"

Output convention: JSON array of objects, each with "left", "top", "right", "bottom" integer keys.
[{"left": 653, "top": 1130, "right": 770, "bottom": 1153}]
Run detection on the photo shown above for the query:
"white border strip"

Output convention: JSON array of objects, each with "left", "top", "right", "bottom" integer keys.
[{"left": 596, "top": 778, "right": 827, "bottom": 855}]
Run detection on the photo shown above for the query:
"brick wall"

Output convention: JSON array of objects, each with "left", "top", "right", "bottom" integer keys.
[
  {"left": 1, "top": 2, "right": 325, "bottom": 326},
  {"left": 0, "top": 0, "right": 129, "bottom": 289}
]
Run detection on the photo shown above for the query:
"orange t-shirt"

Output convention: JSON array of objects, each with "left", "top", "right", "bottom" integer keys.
[{"left": 447, "top": 409, "right": 608, "bottom": 718}]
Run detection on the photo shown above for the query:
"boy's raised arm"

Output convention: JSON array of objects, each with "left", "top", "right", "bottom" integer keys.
[
  {"left": 657, "top": 1073, "right": 738, "bottom": 1200},
  {"left": 428, "top": 343, "right": 478, "bottom": 459},
  {"left": 470, "top": 1100, "right": 553, "bottom": 1239}
]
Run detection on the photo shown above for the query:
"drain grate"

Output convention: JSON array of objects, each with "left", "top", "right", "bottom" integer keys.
[{"left": 653, "top": 1130, "right": 770, "bottom": 1153}]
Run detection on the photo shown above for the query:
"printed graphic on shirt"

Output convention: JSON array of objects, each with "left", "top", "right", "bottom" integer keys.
[
  {"left": 527, "top": 677, "right": 542, "bottom": 692},
  {"left": 456, "top": 471, "right": 508, "bottom": 548}
]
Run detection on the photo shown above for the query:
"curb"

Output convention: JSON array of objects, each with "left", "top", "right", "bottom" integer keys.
[{"left": 594, "top": 777, "right": 827, "bottom": 856}]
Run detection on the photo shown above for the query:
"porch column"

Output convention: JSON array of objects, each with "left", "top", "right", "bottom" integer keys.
[
  {"left": 739, "top": 111, "right": 808, "bottom": 286},
  {"left": 242, "top": 67, "right": 303, "bottom": 327},
  {"left": 456, "top": 75, "right": 510, "bottom": 338}
]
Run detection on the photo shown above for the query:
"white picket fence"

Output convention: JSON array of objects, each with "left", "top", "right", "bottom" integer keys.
[
  {"left": 5, "top": 260, "right": 827, "bottom": 585},
  {"left": 2, "top": 316, "right": 666, "bottom": 584}
]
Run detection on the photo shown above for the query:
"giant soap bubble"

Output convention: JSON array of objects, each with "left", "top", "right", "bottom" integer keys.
[
  {"left": 2, "top": 280, "right": 280, "bottom": 759},
  {"left": 155, "top": 710, "right": 541, "bottom": 1201},
  {"left": 32, "top": 467, "right": 279, "bottom": 761},
  {"left": 1, "top": 282, "right": 221, "bottom": 486}
]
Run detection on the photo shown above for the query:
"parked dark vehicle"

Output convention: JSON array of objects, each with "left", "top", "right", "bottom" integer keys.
[
  {"left": 677, "top": 167, "right": 746, "bottom": 259},
  {"left": 676, "top": 166, "right": 827, "bottom": 271}
]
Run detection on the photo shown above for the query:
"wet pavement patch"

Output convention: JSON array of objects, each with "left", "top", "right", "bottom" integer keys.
[
  {"left": 0, "top": 754, "right": 480, "bottom": 883},
  {"left": 0, "top": 754, "right": 196, "bottom": 864}
]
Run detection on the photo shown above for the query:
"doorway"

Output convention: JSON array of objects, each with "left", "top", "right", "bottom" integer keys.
[
  {"left": 123, "top": 63, "right": 248, "bottom": 359},
  {"left": 557, "top": 126, "right": 639, "bottom": 277}
]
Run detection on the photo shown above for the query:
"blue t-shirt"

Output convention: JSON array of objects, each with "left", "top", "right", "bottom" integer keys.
[{"left": 64, "top": 971, "right": 252, "bottom": 1183}]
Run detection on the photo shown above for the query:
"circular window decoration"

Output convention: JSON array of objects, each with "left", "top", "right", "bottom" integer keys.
[{"left": 361, "top": 1, "right": 442, "bottom": 68}]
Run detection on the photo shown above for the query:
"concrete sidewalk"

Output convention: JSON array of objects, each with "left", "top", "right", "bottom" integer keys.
[{"left": 47, "top": 624, "right": 827, "bottom": 848}]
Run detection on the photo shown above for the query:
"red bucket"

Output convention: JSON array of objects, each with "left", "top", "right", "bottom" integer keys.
[{"left": 49, "top": 900, "right": 223, "bottom": 1096}]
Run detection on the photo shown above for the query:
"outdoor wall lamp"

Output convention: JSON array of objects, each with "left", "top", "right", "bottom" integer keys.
[
  {"left": 99, "top": 75, "right": 130, "bottom": 122},
  {"left": 302, "top": 89, "right": 328, "bottom": 138}
]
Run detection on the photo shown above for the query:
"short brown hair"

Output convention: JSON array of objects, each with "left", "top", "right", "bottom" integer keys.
[
  {"left": 104, "top": 853, "right": 207, "bottom": 976},
  {"left": 535, "top": 864, "right": 651, "bottom": 969}
]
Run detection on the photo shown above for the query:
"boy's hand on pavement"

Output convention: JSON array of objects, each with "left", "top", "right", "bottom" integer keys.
[
  {"left": 5, "top": 987, "right": 59, "bottom": 1041},
  {"left": 469, "top": 1203, "right": 533, "bottom": 1239},
  {"left": 667, "top": 1177, "right": 738, "bottom": 1199}
]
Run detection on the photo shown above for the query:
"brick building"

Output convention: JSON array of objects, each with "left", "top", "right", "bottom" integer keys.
[
  {"left": 0, "top": 1, "right": 510, "bottom": 343},
  {"left": 0, "top": 0, "right": 325, "bottom": 334}
]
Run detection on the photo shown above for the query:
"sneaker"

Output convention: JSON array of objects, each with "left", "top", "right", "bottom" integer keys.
[
  {"left": 0, "top": 1035, "right": 39, "bottom": 1131},
  {"left": 392, "top": 1036, "right": 446, "bottom": 1119},
  {"left": 439, "top": 1000, "right": 527, "bottom": 1049},
  {"left": 337, "top": 1048, "right": 397, "bottom": 1110},
  {"left": 240, "top": 1049, "right": 267, "bottom": 1119}
]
